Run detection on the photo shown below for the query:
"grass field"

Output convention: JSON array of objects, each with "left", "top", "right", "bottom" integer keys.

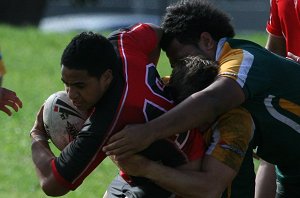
[{"left": 0, "top": 24, "right": 267, "bottom": 197}]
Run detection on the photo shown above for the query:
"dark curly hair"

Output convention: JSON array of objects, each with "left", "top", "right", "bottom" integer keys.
[
  {"left": 61, "top": 32, "right": 117, "bottom": 78},
  {"left": 161, "top": 0, "right": 235, "bottom": 51},
  {"left": 169, "top": 55, "right": 219, "bottom": 103}
]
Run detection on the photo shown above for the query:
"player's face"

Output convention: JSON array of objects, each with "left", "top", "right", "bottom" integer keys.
[
  {"left": 165, "top": 38, "right": 210, "bottom": 67},
  {"left": 61, "top": 65, "right": 113, "bottom": 111}
]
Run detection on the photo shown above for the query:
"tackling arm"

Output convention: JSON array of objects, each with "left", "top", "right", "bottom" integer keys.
[{"left": 111, "top": 154, "right": 236, "bottom": 198}]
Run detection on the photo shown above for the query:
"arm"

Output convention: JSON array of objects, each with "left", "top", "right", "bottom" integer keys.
[
  {"left": 30, "top": 106, "right": 69, "bottom": 196},
  {"left": 0, "top": 87, "right": 22, "bottom": 116},
  {"left": 265, "top": 33, "right": 286, "bottom": 56},
  {"left": 255, "top": 160, "right": 276, "bottom": 198},
  {"left": 103, "top": 77, "right": 245, "bottom": 158},
  {"left": 111, "top": 154, "right": 236, "bottom": 198}
]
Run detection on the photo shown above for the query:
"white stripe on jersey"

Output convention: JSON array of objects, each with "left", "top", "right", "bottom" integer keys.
[{"left": 264, "top": 95, "right": 300, "bottom": 133}]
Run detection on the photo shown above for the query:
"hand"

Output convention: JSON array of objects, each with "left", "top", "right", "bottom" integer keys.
[
  {"left": 109, "top": 154, "right": 150, "bottom": 177},
  {"left": 287, "top": 52, "right": 300, "bottom": 63},
  {"left": 103, "top": 124, "right": 155, "bottom": 160},
  {"left": 0, "top": 87, "right": 22, "bottom": 116}
]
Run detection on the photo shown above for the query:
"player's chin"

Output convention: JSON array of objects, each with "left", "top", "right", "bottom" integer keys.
[
  {"left": 72, "top": 101, "right": 85, "bottom": 110},
  {"left": 74, "top": 104, "right": 87, "bottom": 111}
]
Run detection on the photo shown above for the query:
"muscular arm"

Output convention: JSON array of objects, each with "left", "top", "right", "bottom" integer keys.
[
  {"left": 149, "top": 77, "right": 244, "bottom": 138},
  {"left": 31, "top": 138, "right": 69, "bottom": 196},
  {"left": 30, "top": 106, "right": 69, "bottom": 196}
]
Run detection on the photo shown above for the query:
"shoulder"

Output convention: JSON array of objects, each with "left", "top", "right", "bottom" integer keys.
[{"left": 217, "top": 107, "right": 254, "bottom": 140}]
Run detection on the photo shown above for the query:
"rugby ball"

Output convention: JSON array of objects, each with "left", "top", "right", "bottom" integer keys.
[{"left": 43, "top": 91, "right": 88, "bottom": 150}]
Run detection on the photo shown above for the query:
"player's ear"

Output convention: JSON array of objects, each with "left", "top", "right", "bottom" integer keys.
[
  {"left": 200, "top": 32, "right": 215, "bottom": 50},
  {"left": 101, "top": 69, "right": 113, "bottom": 87}
]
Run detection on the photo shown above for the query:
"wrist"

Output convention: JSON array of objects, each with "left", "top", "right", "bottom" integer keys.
[
  {"left": 146, "top": 121, "right": 163, "bottom": 142},
  {"left": 143, "top": 160, "right": 158, "bottom": 179},
  {"left": 31, "top": 134, "right": 49, "bottom": 143},
  {"left": 30, "top": 129, "right": 49, "bottom": 143}
]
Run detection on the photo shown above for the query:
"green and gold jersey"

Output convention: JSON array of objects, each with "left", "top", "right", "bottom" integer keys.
[{"left": 216, "top": 37, "right": 300, "bottom": 183}]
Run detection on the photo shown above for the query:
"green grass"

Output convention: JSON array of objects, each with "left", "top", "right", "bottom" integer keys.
[{"left": 0, "top": 24, "right": 266, "bottom": 197}]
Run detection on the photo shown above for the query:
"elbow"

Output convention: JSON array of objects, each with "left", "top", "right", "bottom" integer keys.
[
  {"left": 40, "top": 178, "right": 69, "bottom": 197},
  {"left": 185, "top": 181, "right": 224, "bottom": 198},
  {"left": 198, "top": 182, "right": 227, "bottom": 198}
]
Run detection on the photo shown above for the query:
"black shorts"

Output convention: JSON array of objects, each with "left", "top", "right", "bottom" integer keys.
[{"left": 105, "top": 175, "right": 174, "bottom": 198}]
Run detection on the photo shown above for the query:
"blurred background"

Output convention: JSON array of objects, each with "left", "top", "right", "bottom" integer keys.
[{"left": 0, "top": 0, "right": 269, "bottom": 33}]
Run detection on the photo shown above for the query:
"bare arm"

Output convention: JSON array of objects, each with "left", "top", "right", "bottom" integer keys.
[
  {"left": 255, "top": 160, "right": 276, "bottom": 198},
  {"left": 111, "top": 154, "right": 236, "bottom": 198},
  {"left": 103, "top": 77, "right": 245, "bottom": 159},
  {"left": 30, "top": 106, "right": 69, "bottom": 196},
  {"left": 265, "top": 33, "right": 286, "bottom": 56},
  {"left": 266, "top": 33, "right": 300, "bottom": 63}
]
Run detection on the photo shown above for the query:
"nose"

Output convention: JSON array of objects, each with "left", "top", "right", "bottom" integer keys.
[{"left": 66, "top": 86, "right": 78, "bottom": 100}]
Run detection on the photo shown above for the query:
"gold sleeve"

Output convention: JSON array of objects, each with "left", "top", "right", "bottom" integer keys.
[{"left": 204, "top": 107, "right": 254, "bottom": 171}]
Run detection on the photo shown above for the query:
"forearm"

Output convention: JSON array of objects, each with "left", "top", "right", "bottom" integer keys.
[
  {"left": 31, "top": 140, "right": 55, "bottom": 187},
  {"left": 32, "top": 140, "right": 70, "bottom": 196},
  {"left": 148, "top": 78, "right": 244, "bottom": 141},
  {"left": 143, "top": 161, "right": 220, "bottom": 198},
  {"left": 265, "top": 34, "right": 286, "bottom": 56},
  {"left": 148, "top": 96, "right": 211, "bottom": 141}
]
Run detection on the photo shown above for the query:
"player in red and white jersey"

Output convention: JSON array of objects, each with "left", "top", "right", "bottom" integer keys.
[
  {"left": 266, "top": 0, "right": 300, "bottom": 59},
  {"left": 30, "top": 23, "right": 205, "bottom": 197}
]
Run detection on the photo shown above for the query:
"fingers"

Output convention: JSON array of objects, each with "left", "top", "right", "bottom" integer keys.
[
  {"left": 105, "top": 144, "right": 139, "bottom": 160},
  {"left": 287, "top": 52, "right": 300, "bottom": 63},
  {"left": 106, "top": 130, "right": 124, "bottom": 144},
  {"left": 103, "top": 124, "right": 149, "bottom": 159},
  {"left": 0, "top": 99, "right": 20, "bottom": 115},
  {"left": 102, "top": 132, "right": 125, "bottom": 153},
  {"left": 103, "top": 138, "right": 129, "bottom": 155},
  {"left": 0, "top": 87, "right": 22, "bottom": 115},
  {"left": 103, "top": 137, "right": 136, "bottom": 160},
  {"left": 0, "top": 105, "right": 12, "bottom": 116}
]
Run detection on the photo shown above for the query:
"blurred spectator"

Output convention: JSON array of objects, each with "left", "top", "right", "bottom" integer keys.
[
  {"left": 0, "top": 49, "right": 6, "bottom": 86},
  {"left": 265, "top": 0, "right": 300, "bottom": 61},
  {"left": 0, "top": 49, "right": 22, "bottom": 116}
]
